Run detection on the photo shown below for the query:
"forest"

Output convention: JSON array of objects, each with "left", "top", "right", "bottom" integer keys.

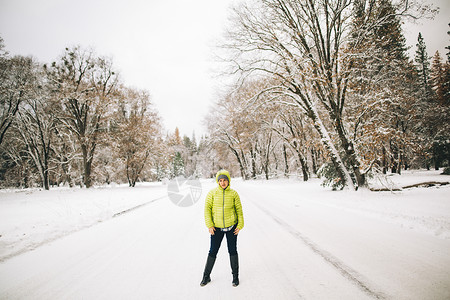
[{"left": 1, "top": 0, "right": 449, "bottom": 190}]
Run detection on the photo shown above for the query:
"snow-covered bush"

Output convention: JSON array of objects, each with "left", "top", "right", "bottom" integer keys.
[
  {"left": 442, "top": 167, "right": 450, "bottom": 175},
  {"left": 317, "top": 162, "right": 345, "bottom": 191}
]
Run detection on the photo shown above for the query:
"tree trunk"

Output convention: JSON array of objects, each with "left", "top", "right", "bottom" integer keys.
[
  {"left": 263, "top": 133, "right": 272, "bottom": 180},
  {"left": 333, "top": 115, "right": 366, "bottom": 188},
  {"left": 433, "top": 144, "right": 441, "bottom": 170},
  {"left": 309, "top": 105, "right": 356, "bottom": 190},
  {"left": 82, "top": 144, "right": 92, "bottom": 188},
  {"left": 283, "top": 144, "right": 289, "bottom": 178},
  {"left": 311, "top": 148, "right": 317, "bottom": 175},
  {"left": 250, "top": 146, "right": 257, "bottom": 179},
  {"left": 298, "top": 152, "right": 309, "bottom": 181},
  {"left": 293, "top": 140, "right": 309, "bottom": 181},
  {"left": 43, "top": 162, "right": 49, "bottom": 190},
  {"left": 230, "top": 146, "right": 247, "bottom": 180}
]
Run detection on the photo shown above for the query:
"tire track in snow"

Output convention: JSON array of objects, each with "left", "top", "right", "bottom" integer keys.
[
  {"left": 251, "top": 200, "right": 387, "bottom": 300},
  {"left": 112, "top": 194, "right": 167, "bottom": 217}
]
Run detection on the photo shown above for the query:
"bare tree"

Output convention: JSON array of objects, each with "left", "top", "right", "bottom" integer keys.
[
  {"left": 221, "top": 0, "right": 430, "bottom": 189},
  {"left": 112, "top": 87, "right": 163, "bottom": 187},
  {"left": 46, "top": 46, "right": 119, "bottom": 188},
  {"left": 270, "top": 105, "right": 317, "bottom": 181},
  {"left": 206, "top": 81, "right": 266, "bottom": 179},
  {"left": 15, "top": 62, "right": 57, "bottom": 190},
  {"left": 0, "top": 54, "right": 35, "bottom": 146},
  {"left": 222, "top": 0, "right": 359, "bottom": 188}
]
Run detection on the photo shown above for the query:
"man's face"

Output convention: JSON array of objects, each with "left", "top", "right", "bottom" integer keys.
[{"left": 219, "top": 178, "right": 229, "bottom": 189}]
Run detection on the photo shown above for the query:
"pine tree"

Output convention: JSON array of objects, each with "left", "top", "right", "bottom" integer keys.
[
  {"left": 415, "top": 33, "right": 432, "bottom": 100},
  {"left": 347, "top": 0, "right": 416, "bottom": 175},
  {"left": 418, "top": 38, "right": 450, "bottom": 170},
  {"left": 430, "top": 51, "right": 446, "bottom": 105},
  {"left": 444, "top": 24, "right": 450, "bottom": 105},
  {"left": 173, "top": 127, "right": 182, "bottom": 145},
  {"left": 446, "top": 23, "right": 450, "bottom": 62},
  {"left": 172, "top": 152, "right": 185, "bottom": 178},
  {"left": 375, "top": 0, "right": 408, "bottom": 61}
]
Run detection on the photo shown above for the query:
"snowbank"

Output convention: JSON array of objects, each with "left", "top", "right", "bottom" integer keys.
[{"left": 0, "top": 183, "right": 167, "bottom": 262}]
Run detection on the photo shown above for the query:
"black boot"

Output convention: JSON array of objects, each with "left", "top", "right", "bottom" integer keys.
[
  {"left": 230, "top": 254, "right": 239, "bottom": 287},
  {"left": 200, "top": 255, "right": 216, "bottom": 286}
]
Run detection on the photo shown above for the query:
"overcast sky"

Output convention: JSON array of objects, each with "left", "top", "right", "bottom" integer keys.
[{"left": 0, "top": 0, "right": 448, "bottom": 138}]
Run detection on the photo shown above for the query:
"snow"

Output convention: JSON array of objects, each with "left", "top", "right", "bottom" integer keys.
[
  {"left": 0, "top": 183, "right": 167, "bottom": 262},
  {"left": 0, "top": 170, "right": 449, "bottom": 299}
]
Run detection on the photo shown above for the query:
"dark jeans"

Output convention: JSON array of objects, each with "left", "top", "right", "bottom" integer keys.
[{"left": 209, "top": 224, "right": 238, "bottom": 258}]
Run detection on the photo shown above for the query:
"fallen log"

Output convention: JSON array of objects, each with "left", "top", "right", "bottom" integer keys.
[
  {"left": 402, "top": 181, "right": 450, "bottom": 189},
  {"left": 369, "top": 181, "right": 449, "bottom": 191},
  {"left": 369, "top": 187, "right": 401, "bottom": 192}
]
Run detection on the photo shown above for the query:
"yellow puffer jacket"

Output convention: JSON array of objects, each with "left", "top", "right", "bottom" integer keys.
[{"left": 204, "top": 170, "right": 244, "bottom": 230}]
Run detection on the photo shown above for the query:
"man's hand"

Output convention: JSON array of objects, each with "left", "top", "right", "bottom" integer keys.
[
  {"left": 209, "top": 227, "right": 216, "bottom": 235},
  {"left": 234, "top": 227, "right": 240, "bottom": 235}
]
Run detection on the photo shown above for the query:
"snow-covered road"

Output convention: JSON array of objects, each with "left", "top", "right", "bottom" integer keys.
[
  {"left": 237, "top": 180, "right": 450, "bottom": 300},
  {"left": 0, "top": 175, "right": 449, "bottom": 299}
]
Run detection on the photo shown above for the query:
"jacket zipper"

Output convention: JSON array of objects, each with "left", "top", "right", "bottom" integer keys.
[{"left": 223, "top": 189, "right": 225, "bottom": 228}]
